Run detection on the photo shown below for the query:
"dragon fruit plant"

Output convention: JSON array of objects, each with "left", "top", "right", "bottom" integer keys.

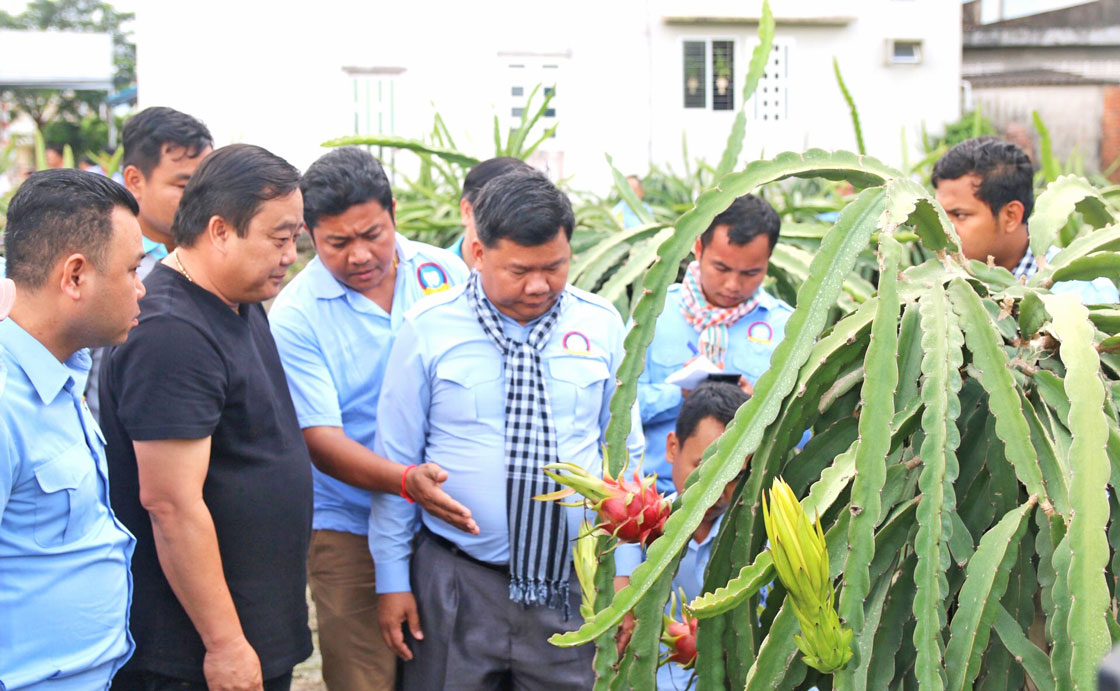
[
  {"left": 660, "top": 591, "right": 698, "bottom": 669},
  {"left": 535, "top": 462, "right": 672, "bottom": 547}
]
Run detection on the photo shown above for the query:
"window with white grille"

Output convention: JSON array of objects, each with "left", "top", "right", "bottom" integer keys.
[
  {"left": 504, "top": 58, "right": 561, "bottom": 139},
  {"left": 343, "top": 67, "right": 403, "bottom": 136},
  {"left": 682, "top": 38, "right": 736, "bottom": 111},
  {"left": 748, "top": 40, "right": 791, "bottom": 123}
]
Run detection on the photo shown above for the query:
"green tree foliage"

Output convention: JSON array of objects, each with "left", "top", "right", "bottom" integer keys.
[{"left": 0, "top": 0, "right": 135, "bottom": 131}]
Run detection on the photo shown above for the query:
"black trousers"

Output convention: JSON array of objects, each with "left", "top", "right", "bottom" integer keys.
[{"left": 400, "top": 531, "right": 594, "bottom": 691}]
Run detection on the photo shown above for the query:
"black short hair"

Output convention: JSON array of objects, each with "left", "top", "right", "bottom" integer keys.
[
  {"left": 301, "top": 147, "right": 394, "bottom": 233},
  {"left": 675, "top": 382, "right": 750, "bottom": 444},
  {"left": 4, "top": 169, "right": 139, "bottom": 289},
  {"left": 699, "top": 194, "right": 780, "bottom": 250},
  {"left": 461, "top": 157, "right": 534, "bottom": 204},
  {"left": 122, "top": 106, "right": 213, "bottom": 178},
  {"left": 931, "top": 136, "right": 1035, "bottom": 220},
  {"left": 171, "top": 144, "right": 300, "bottom": 248},
  {"left": 473, "top": 170, "right": 575, "bottom": 248}
]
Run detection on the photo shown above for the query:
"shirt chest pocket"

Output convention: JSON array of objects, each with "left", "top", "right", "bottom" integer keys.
[
  {"left": 435, "top": 357, "right": 505, "bottom": 423},
  {"left": 547, "top": 357, "right": 611, "bottom": 423},
  {"left": 32, "top": 443, "right": 99, "bottom": 547}
]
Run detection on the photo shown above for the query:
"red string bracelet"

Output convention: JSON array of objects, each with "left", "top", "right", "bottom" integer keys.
[{"left": 400, "top": 464, "right": 418, "bottom": 503}]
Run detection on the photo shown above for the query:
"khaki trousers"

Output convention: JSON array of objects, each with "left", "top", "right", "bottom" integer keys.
[{"left": 308, "top": 529, "right": 397, "bottom": 691}]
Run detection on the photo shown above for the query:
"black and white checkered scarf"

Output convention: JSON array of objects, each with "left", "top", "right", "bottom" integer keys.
[{"left": 466, "top": 272, "right": 571, "bottom": 611}]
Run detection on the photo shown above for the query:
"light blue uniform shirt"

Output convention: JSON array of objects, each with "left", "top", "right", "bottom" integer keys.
[
  {"left": 369, "top": 283, "right": 645, "bottom": 593},
  {"left": 0, "top": 319, "right": 135, "bottom": 690},
  {"left": 638, "top": 284, "right": 793, "bottom": 494},
  {"left": 270, "top": 235, "right": 469, "bottom": 535},
  {"left": 658, "top": 510, "right": 723, "bottom": 690},
  {"left": 611, "top": 200, "right": 654, "bottom": 229}
]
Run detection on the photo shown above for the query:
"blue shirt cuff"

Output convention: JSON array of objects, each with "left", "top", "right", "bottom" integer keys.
[{"left": 373, "top": 558, "right": 412, "bottom": 593}]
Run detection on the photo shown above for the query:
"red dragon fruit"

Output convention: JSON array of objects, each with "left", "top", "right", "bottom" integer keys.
[
  {"left": 661, "top": 592, "right": 698, "bottom": 668},
  {"left": 534, "top": 462, "right": 671, "bottom": 546}
]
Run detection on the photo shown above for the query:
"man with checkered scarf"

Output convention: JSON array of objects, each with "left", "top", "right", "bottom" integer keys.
[
  {"left": 637, "top": 193, "right": 794, "bottom": 495},
  {"left": 369, "top": 169, "right": 645, "bottom": 690}
]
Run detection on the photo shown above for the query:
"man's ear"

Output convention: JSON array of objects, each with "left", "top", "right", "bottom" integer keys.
[
  {"left": 999, "top": 199, "right": 1026, "bottom": 234},
  {"left": 459, "top": 197, "right": 472, "bottom": 225},
  {"left": 693, "top": 236, "right": 704, "bottom": 261},
  {"left": 207, "top": 214, "right": 232, "bottom": 252},
  {"left": 57, "top": 253, "right": 89, "bottom": 300},
  {"left": 470, "top": 234, "right": 485, "bottom": 268},
  {"left": 666, "top": 432, "right": 679, "bottom": 465},
  {"left": 122, "top": 165, "right": 145, "bottom": 200}
]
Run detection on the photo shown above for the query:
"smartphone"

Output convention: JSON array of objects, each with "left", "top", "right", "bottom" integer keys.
[{"left": 706, "top": 372, "right": 742, "bottom": 385}]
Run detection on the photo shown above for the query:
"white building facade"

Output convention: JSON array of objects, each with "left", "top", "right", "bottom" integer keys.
[{"left": 135, "top": 0, "right": 961, "bottom": 191}]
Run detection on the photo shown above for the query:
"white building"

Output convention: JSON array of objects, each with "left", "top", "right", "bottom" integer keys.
[{"left": 135, "top": 0, "right": 961, "bottom": 192}]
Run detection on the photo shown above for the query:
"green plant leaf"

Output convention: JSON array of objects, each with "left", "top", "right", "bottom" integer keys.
[
  {"left": 606, "top": 154, "right": 655, "bottom": 226},
  {"left": 558, "top": 184, "right": 889, "bottom": 648},
  {"left": 992, "top": 605, "right": 1055, "bottom": 691},
  {"left": 714, "top": 0, "right": 774, "bottom": 180},
  {"left": 836, "top": 233, "right": 901, "bottom": 688},
  {"left": 947, "top": 279, "right": 1056, "bottom": 513},
  {"left": 833, "top": 58, "right": 866, "bottom": 156},
  {"left": 945, "top": 499, "right": 1037, "bottom": 691},
  {"left": 1034, "top": 111, "right": 1061, "bottom": 184},
  {"left": 743, "top": 599, "right": 805, "bottom": 690},
  {"left": 1028, "top": 175, "right": 1116, "bottom": 259},
  {"left": 690, "top": 552, "right": 773, "bottom": 619},
  {"left": 1049, "top": 251, "right": 1120, "bottom": 284},
  {"left": 1041, "top": 294, "right": 1112, "bottom": 688},
  {"left": 321, "top": 134, "right": 480, "bottom": 168},
  {"left": 912, "top": 282, "right": 965, "bottom": 690}
]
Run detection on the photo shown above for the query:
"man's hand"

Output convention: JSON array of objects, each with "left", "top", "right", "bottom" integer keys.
[
  {"left": 203, "top": 636, "right": 263, "bottom": 691},
  {"left": 379, "top": 591, "right": 423, "bottom": 661},
  {"left": 407, "top": 463, "right": 479, "bottom": 535}
]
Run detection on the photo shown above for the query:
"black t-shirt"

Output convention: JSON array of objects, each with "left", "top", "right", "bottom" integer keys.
[{"left": 101, "top": 263, "right": 313, "bottom": 681}]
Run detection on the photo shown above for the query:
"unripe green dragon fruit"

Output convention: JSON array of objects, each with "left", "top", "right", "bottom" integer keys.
[{"left": 762, "top": 477, "right": 853, "bottom": 674}]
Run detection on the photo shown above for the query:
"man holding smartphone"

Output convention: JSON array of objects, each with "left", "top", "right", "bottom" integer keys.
[{"left": 637, "top": 194, "right": 791, "bottom": 493}]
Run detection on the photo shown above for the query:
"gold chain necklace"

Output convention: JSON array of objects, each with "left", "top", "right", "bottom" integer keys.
[{"left": 173, "top": 249, "right": 194, "bottom": 283}]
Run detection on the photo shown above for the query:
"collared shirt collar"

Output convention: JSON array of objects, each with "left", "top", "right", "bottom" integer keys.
[
  {"left": 0, "top": 318, "right": 85, "bottom": 405},
  {"left": 1013, "top": 244, "right": 1039, "bottom": 280},
  {"left": 306, "top": 233, "right": 416, "bottom": 300},
  {"left": 749, "top": 285, "right": 778, "bottom": 312},
  {"left": 141, "top": 235, "right": 169, "bottom": 260}
]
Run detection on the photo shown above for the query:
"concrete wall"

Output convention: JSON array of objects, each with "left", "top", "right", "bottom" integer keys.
[
  {"left": 971, "top": 84, "right": 1104, "bottom": 171},
  {"left": 135, "top": 0, "right": 961, "bottom": 193}
]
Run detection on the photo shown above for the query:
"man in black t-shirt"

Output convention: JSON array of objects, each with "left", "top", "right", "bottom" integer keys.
[{"left": 101, "top": 144, "right": 313, "bottom": 691}]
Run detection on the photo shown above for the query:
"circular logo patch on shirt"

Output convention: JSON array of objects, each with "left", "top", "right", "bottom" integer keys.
[
  {"left": 417, "top": 262, "right": 450, "bottom": 295},
  {"left": 747, "top": 320, "right": 774, "bottom": 344},
  {"left": 562, "top": 331, "right": 592, "bottom": 355}
]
